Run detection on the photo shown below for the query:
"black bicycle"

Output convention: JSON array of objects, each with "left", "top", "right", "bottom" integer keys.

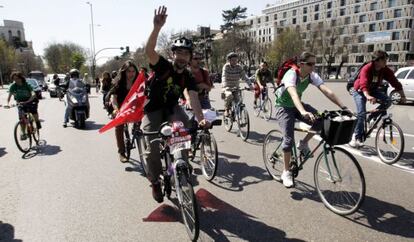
[
  {"left": 124, "top": 122, "right": 148, "bottom": 174},
  {"left": 358, "top": 102, "right": 404, "bottom": 164},
  {"left": 190, "top": 119, "right": 221, "bottom": 181},
  {"left": 142, "top": 121, "right": 199, "bottom": 241}
]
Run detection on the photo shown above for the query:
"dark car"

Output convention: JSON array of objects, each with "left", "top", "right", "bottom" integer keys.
[{"left": 26, "top": 78, "right": 42, "bottom": 99}]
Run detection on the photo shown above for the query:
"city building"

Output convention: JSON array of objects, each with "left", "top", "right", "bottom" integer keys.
[
  {"left": 239, "top": 0, "right": 414, "bottom": 76},
  {"left": 0, "top": 20, "right": 26, "bottom": 43}
]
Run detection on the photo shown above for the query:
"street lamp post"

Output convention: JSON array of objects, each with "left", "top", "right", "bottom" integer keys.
[{"left": 86, "top": 2, "right": 96, "bottom": 82}]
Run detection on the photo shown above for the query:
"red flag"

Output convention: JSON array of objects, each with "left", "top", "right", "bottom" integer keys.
[{"left": 99, "top": 71, "right": 147, "bottom": 133}]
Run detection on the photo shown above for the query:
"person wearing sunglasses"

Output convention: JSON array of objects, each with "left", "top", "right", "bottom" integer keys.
[
  {"left": 350, "top": 50, "right": 406, "bottom": 148},
  {"left": 275, "top": 51, "right": 348, "bottom": 188}
]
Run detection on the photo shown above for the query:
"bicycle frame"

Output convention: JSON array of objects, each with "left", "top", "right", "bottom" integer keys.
[{"left": 363, "top": 110, "right": 393, "bottom": 141}]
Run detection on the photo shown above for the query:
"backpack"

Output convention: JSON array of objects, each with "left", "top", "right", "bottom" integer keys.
[
  {"left": 276, "top": 57, "right": 301, "bottom": 87},
  {"left": 346, "top": 61, "right": 371, "bottom": 94}
]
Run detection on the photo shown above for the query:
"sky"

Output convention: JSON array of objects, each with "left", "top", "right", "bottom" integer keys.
[{"left": 0, "top": 0, "right": 273, "bottom": 64}]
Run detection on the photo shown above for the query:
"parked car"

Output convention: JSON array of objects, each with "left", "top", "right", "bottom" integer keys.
[
  {"left": 328, "top": 74, "right": 342, "bottom": 80},
  {"left": 26, "top": 78, "right": 42, "bottom": 99},
  {"left": 47, "top": 74, "right": 66, "bottom": 97},
  {"left": 387, "top": 66, "right": 414, "bottom": 104}
]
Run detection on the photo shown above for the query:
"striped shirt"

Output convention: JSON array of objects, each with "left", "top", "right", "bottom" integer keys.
[{"left": 221, "top": 63, "right": 247, "bottom": 89}]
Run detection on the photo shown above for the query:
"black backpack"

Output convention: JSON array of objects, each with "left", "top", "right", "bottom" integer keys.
[{"left": 346, "top": 62, "right": 371, "bottom": 94}]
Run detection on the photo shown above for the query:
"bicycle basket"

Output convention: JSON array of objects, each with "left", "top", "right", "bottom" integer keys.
[{"left": 321, "top": 111, "right": 357, "bottom": 145}]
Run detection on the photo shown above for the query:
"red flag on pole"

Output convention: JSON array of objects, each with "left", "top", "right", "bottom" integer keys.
[{"left": 99, "top": 71, "right": 147, "bottom": 133}]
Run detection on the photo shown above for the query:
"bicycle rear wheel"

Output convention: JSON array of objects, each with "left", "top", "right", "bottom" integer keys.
[
  {"left": 14, "top": 121, "right": 32, "bottom": 153},
  {"left": 314, "top": 146, "right": 365, "bottom": 215},
  {"left": 237, "top": 107, "right": 250, "bottom": 141},
  {"left": 136, "top": 134, "right": 148, "bottom": 175},
  {"left": 262, "top": 130, "right": 284, "bottom": 182},
  {"left": 200, "top": 134, "right": 218, "bottom": 181},
  {"left": 375, "top": 121, "right": 404, "bottom": 165},
  {"left": 263, "top": 98, "right": 272, "bottom": 121},
  {"left": 175, "top": 169, "right": 199, "bottom": 242}
]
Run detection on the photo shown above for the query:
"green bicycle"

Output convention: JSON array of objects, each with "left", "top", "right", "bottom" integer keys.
[{"left": 262, "top": 110, "right": 365, "bottom": 215}]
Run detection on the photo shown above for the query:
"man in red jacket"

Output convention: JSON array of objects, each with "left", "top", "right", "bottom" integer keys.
[{"left": 350, "top": 50, "right": 406, "bottom": 148}]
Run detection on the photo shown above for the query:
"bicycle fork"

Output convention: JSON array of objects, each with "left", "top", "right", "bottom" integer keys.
[{"left": 322, "top": 145, "right": 343, "bottom": 183}]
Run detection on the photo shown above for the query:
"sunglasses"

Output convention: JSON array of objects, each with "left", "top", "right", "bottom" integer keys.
[
  {"left": 192, "top": 57, "right": 202, "bottom": 60},
  {"left": 302, "top": 62, "right": 316, "bottom": 66}
]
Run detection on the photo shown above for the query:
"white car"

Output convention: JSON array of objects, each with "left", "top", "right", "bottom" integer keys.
[
  {"left": 46, "top": 74, "right": 66, "bottom": 97},
  {"left": 388, "top": 66, "right": 414, "bottom": 104}
]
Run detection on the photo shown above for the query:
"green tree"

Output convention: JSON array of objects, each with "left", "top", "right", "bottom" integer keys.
[
  {"left": 0, "top": 39, "right": 17, "bottom": 84},
  {"left": 72, "top": 52, "right": 86, "bottom": 70},
  {"left": 44, "top": 42, "right": 86, "bottom": 73},
  {"left": 265, "top": 28, "right": 304, "bottom": 70},
  {"left": 221, "top": 6, "right": 248, "bottom": 31}
]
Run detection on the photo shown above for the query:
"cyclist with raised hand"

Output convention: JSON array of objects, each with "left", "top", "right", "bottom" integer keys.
[
  {"left": 275, "top": 52, "right": 348, "bottom": 188},
  {"left": 350, "top": 50, "right": 406, "bottom": 148},
  {"left": 254, "top": 61, "right": 274, "bottom": 107},
  {"left": 144, "top": 6, "right": 208, "bottom": 203},
  {"left": 222, "top": 52, "right": 250, "bottom": 117},
  {"left": 5, "top": 72, "right": 41, "bottom": 140}
]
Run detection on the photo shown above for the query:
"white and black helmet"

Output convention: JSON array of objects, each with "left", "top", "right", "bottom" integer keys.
[
  {"left": 69, "top": 68, "right": 80, "bottom": 78},
  {"left": 171, "top": 37, "right": 193, "bottom": 52}
]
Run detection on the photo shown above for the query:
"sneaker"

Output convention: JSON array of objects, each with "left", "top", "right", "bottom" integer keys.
[
  {"left": 119, "top": 154, "right": 128, "bottom": 163},
  {"left": 151, "top": 181, "right": 164, "bottom": 203},
  {"left": 20, "top": 133, "right": 28, "bottom": 141},
  {"left": 63, "top": 122, "right": 67, "bottom": 128},
  {"left": 36, "top": 121, "right": 42, "bottom": 129},
  {"left": 349, "top": 137, "right": 364, "bottom": 148},
  {"left": 281, "top": 170, "right": 294, "bottom": 188},
  {"left": 297, "top": 140, "right": 312, "bottom": 157}
]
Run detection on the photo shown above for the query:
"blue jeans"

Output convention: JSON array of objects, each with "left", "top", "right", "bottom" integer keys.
[{"left": 353, "top": 90, "right": 391, "bottom": 140}]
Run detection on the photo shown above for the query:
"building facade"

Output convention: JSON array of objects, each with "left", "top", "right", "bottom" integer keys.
[
  {"left": 0, "top": 20, "right": 26, "bottom": 43},
  {"left": 239, "top": 0, "right": 414, "bottom": 76}
]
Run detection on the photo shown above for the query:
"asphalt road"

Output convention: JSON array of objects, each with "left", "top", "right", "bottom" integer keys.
[{"left": 0, "top": 82, "right": 413, "bottom": 242}]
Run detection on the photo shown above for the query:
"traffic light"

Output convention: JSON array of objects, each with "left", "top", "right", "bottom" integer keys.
[{"left": 125, "top": 46, "right": 130, "bottom": 53}]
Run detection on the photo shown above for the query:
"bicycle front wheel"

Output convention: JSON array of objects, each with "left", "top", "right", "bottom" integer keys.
[
  {"left": 14, "top": 121, "right": 32, "bottom": 153},
  {"left": 136, "top": 134, "right": 148, "bottom": 175},
  {"left": 237, "top": 107, "right": 250, "bottom": 141},
  {"left": 262, "top": 130, "right": 284, "bottom": 181},
  {"left": 375, "top": 121, "right": 404, "bottom": 165},
  {"left": 200, "top": 134, "right": 218, "bottom": 181},
  {"left": 314, "top": 146, "right": 365, "bottom": 215},
  {"left": 222, "top": 112, "right": 233, "bottom": 132},
  {"left": 124, "top": 125, "right": 132, "bottom": 160},
  {"left": 263, "top": 98, "right": 273, "bottom": 121},
  {"left": 253, "top": 100, "right": 261, "bottom": 117},
  {"left": 29, "top": 115, "right": 40, "bottom": 145},
  {"left": 175, "top": 170, "right": 199, "bottom": 242}
]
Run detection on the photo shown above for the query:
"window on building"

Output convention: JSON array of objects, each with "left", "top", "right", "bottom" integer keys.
[
  {"left": 344, "top": 37, "right": 350, "bottom": 44},
  {"left": 259, "top": 30, "right": 262, "bottom": 35},
  {"left": 394, "top": 9, "right": 402, "bottom": 18},
  {"left": 258, "top": 18, "right": 261, "bottom": 24},
  {"left": 407, "top": 19, "right": 413, "bottom": 28},
  {"left": 327, "top": 2, "right": 332, "bottom": 9},
  {"left": 389, "top": 0, "right": 397, "bottom": 7},
  {"left": 293, "top": 9, "right": 297, "bottom": 16},
  {"left": 355, "top": 0, "right": 361, "bottom": 3},
  {"left": 358, "top": 35, "right": 365, "bottom": 43},
  {"left": 265, "top": 16, "right": 269, "bottom": 22},
  {"left": 269, "top": 36, "right": 272, "bottom": 42},
  {"left": 340, "top": 0, "right": 346, "bottom": 6},
  {"left": 283, "top": 12, "right": 287, "bottom": 18},
  {"left": 370, "top": 2, "right": 378, "bottom": 11},
  {"left": 315, "top": 4, "right": 319, "bottom": 12},
  {"left": 17, "top": 30, "right": 21, "bottom": 39},
  {"left": 303, "top": 15, "right": 307, "bottom": 22},
  {"left": 387, "top": 21, "right": 394, "bottom": 30},
  {"left": 307, "top": 24, "right": 311, "bottom": 30},
  {"left": 376, "top": 12, "right": 384, "bottom": 20},
  {"left": 274, "top": 14, "right": 277, "bottom": 20},
  {"left": 314, "top": 13, "right": 319, "bottom": 20},
  {"left": 352, "top": 45, "right": 358, "bottom": 53},
  {"left": 303, "top": 7, "right": 308, "bottom": 14},
  {"left": 262, "top": 37, "right": 265, "bottom": 42},
  {"left": 354, "top": 5, "right": 361, "bottom": 14},
  {"left": 385, "top": 43, "right": 392, "bottom": 51},
  {"left": 392, "top": 32, "right": 400, "bottom": 40},
  {"left": 369, "top": 23, "right": 376, "bottom": 32},
  {"left": 345, "top": 17, "right": 351, "bottom": 24},
  {"left": 404, "top": 42, "right": 411, "bottom": 51},
  {"left": 327, "top": 11, "right": 332, "bottom": 18},
  {"left": 250, "top": 20, "right": 253, "bottom": 25},
  {"left": 368, "top": 44, "right": 375, "bottom": 52},
  {"left": 269, "top": 28, "right": 271, "bottom": 34},
  {"left": 359, "top": 15, "right": 367, "bottom": 23},
  {"left": 389, "top": 54, "right": 399, "bottom": 62},
  {"left": 280, "top": 20, "right": 286, "bottom": 26},
  {"left": 356, "top": 56, "right": 364, "bottom": 63},
  {"left": 331, "top": 19, "right": 336, "bottom": 26},
  {"left": 354, "top": 26, "right": 359, "bottom": 33},
  {"left": 293, "top": 18, "right": 297, "bottom": 24},
  {"left": 339, "top": 27, "right": 345, "bottom": 35},
  {"left": 340, "top": 8, "right": 346, "bottom": 16}
]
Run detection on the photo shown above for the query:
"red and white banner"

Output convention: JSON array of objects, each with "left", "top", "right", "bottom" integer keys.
[{"left": 99, "top": 71, "right": 146, "bottom": 133}]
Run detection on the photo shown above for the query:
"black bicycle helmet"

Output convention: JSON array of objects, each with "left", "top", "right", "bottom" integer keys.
[
  {"left": 226, "top": 52, "right": 238, "bottom": 60},
  {"left": 171, "top": 37, "right": 193, "bottom": 52}
]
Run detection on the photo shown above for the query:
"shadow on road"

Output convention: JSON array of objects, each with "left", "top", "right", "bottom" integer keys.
[
  {"left": 290, "top": 180, "right": 414, "bottom": 239},
  {"left": 22, "top": 140, "right": 62, "bottom": 159},
  {"left": 211, "top": 152, "right": 270, "bottom": 192},
  {"left": 245, "top": 130, "right": 265, "bottom": 146},
  {"left": 0, "top": 147, "right": 7, "bottom": 158},
  {"left": 0, "top": 221, "right": 22, "bottom": 242},
  {"left": 124, "top": 158, "right": 147, "bottom": 178},
  {"left": 84, "top": 121, "right": 105, "bottom": 131},
  {"left": 356, "top": 145, "right": 414, "bottom": 169},
  {"left": 143, "top": 189, "right": 304, "bottom": 242}
]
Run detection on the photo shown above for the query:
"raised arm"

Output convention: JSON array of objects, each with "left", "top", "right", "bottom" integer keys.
[{"left": 145, "top": 6, "right": 167, "bottom": 65}]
